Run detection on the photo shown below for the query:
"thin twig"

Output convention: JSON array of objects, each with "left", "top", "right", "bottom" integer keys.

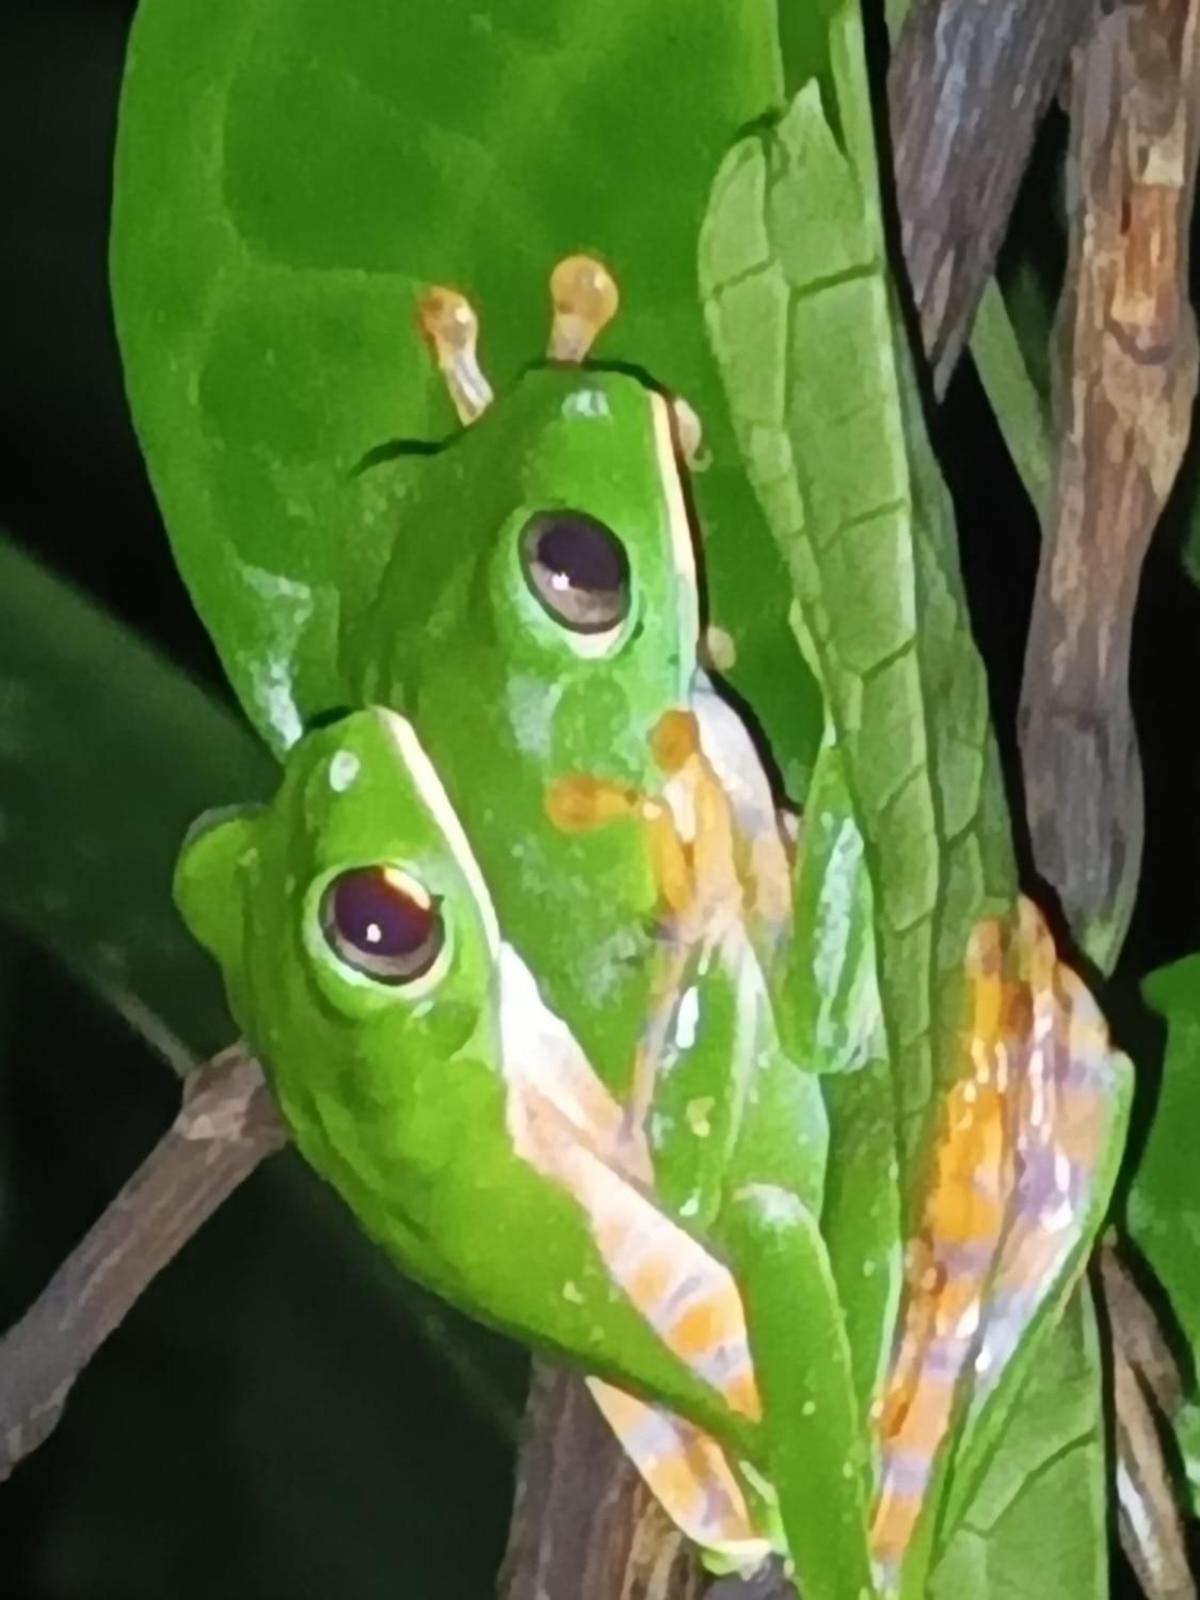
[{"left": 0, "top": 1043, "right": 286, "bottom": 1480}]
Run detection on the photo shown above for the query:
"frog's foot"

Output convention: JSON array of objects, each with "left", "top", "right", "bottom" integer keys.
[
  {"left": 545, "top": 771, "right": 694, "bottom": 921},
  {"left": 586, "top": 1380, "right": 772, "bottom": 1574},
  {"left": 416, "top": 285, "right": 493, "bottom": 424},
  {"left": 700, "top": 624, "right": 737, "bottom": 674},
  {"left": 547, "top": 255, "right": 620, "bottom": 362},
  {"left": 669, "top": 396, "right": 709, "bottom": 472}
]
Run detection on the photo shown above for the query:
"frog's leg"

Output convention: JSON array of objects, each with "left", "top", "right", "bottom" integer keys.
[
  {"left": 870, "top": 917, "right": 1010, "bottom": 1580},
  {"left": 497, "top": 944, "right": 760, "bottom": 1426},
  {"left": 870, "top": 897, "right": 1132, "bottom": 1591},
  {"left": 546, "top": 708, "right": 788, "bottom": 1158}
]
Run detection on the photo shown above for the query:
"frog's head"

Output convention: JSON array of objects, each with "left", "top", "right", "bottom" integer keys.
[
  {"left": 174, "top": 707, "right": 506, "bottom": 1220},
  {"left": 353, "top": 258, "right": 704, "bottom": 778}
]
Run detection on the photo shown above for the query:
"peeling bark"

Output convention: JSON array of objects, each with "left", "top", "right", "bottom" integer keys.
[{"left": 888, "top": 0, "right": 1093, "bottom": 394}]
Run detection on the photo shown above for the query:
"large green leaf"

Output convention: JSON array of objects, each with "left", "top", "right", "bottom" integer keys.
[
  {"left": 111, "top": 0, "right": 822, "bottom": 789},
  {"left": 0, "top": 534, "right": 272, "bottom": 1060}
]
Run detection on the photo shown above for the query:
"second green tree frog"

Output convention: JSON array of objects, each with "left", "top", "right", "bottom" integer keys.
[{"left": 176, "top": 706, "right": 795, "bottom": 1569}]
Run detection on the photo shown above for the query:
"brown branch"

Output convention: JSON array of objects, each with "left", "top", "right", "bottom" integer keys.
[
  {"left": 499, "top": 1362, "right": 708, "bottom": 1600},
  {"left": 1009, "top": 4, "right": 1200, "bottom": 1592},
  {"left": 0, "top": 1043, "right": 285, "bottom": 1479},
  {"left": 1018, "top": 0, "right": 1200, "bottom": 969},
  {"left": 888, "top": 0, "right": 1093, "bottom": 394},
  {"left": 499, "top": 1360, "right": 797, "bottom": 1600}
]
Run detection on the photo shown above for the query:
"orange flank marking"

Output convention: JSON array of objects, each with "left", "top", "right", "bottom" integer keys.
[
  {"left": 543, "top": 771, "right": 694, "bottom": 918},
  {"left": 870, "top": 895, "right": 1124, "bottom": 1590},
  {"left": 649, "top": 708, "right": 700, "bottom": 774},
  {"left": 724, "top": 1368, "right": 763, "bottom": 1424}
]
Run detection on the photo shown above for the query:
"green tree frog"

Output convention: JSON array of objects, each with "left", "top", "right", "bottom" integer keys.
[{"left": 345, "top": 259, "right": 797, "bottom": 1113}]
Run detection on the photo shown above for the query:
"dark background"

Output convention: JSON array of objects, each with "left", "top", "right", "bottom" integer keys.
[
  {"left": 1, "top": 1, "right": 1198, "bottom": 1596},
  {"left": 0, "top": 4, "right": 526, "bottom": 1596}
]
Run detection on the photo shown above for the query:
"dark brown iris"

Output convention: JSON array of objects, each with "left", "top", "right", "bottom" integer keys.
[
  {"left": 320, "top": 867, "right": 443, "bottom": 984},
  {"left": 518, "top": 510, "right": 630, "bottom": 634}
]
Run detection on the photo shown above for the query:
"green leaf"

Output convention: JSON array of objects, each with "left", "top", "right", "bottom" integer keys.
[
  {"left": 111, "top": 0, "right": 822, "bottom": 787},
  {"left": 699, "top": 3, "right": 1016, "bottom": 1188},
  {"left": 931, "top": 1288, "right": 1108, "bottom": 1600},
  {"left": 969, "top": 281, "right": 1053, "bottom": 515},
  {"left": 0, "top": 533, "right": 273, "bottom": 1060},
  {"left": 1129, "top": 954, "right": 1200, "bottom": 1477}
]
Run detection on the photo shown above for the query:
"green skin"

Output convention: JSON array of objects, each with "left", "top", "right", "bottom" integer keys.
[{"left": 346, "top": 365, "right": 701, "bottom": 1094}]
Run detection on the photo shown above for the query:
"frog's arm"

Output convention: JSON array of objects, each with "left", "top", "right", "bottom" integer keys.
[{"left": 724, "top": 1185, "right": 876, "bottom": 1600}]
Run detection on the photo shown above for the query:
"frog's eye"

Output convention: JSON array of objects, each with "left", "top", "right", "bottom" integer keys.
[
  {"left": 320, "top": 866, "right": 444, "bottom": 985},
  {"left": 519, "top": 511, "right": 631, "bottom": 635}
]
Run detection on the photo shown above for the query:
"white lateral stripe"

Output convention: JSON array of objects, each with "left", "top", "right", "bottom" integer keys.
[
  {"left": 380, "top": 709, "right": 501, "bottom": 958},
  {"left": 649, "top": 392, "right": 700, "bottom": 622}
]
